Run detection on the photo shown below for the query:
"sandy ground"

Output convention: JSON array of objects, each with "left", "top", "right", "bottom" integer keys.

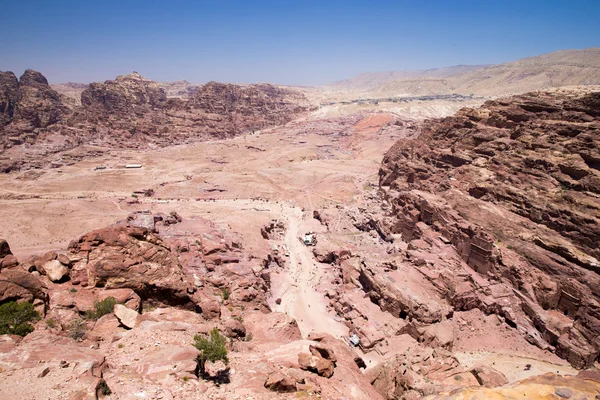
[{"left": 0, "top": 107, "right": 586, "bottom": 387}]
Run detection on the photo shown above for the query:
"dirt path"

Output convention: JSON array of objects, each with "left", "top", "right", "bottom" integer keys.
[{"left": 272, "top": 205, "right": 348, "bottom": 339}]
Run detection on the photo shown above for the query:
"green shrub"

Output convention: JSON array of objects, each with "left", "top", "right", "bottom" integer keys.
[
  {"left": 194, "top": 328, "right": 229, "bottom": 367},
  {"left": 0, "top": 301, "right": 40, "bottom": 336},
  {"left": 85, "top": 297, "right": 117, "bottom": 320},
  {"left": 46, "top": 318, "right": 57, "bottom": 329}
]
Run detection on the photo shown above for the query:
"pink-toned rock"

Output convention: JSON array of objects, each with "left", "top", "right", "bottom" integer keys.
[
  {"left": 0, "top": 267, "right": 47, "bottom": 303},
  {"left": 471, "top": 365, "right": 509, "bottom": 387},
  {"left": 224, "top": 318, "right": 246, "bottom": 338},
  {"left": 135, "top": 346, "right": 200, "bottom": 381},
  {"left": 42, "top": 259, "right": 69, "bottom": 282},
  {"left": 298, "top": 352, "right": 335, "bottom": 378},
  {"left": 1, "top": 254, "right": 18, "bottom": 269},
  {"left": 113, "top": 304, "right": 140, "bottom": 329},
  {"left": 264, "top": 370, "right": 298, "bottom": 393}
]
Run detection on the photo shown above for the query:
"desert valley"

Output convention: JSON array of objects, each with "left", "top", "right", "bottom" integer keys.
[{"left": 1, "top": 46, "right": 600, "bottom": 400}]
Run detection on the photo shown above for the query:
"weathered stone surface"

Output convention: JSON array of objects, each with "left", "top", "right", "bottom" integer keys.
[
  {"left": 81, "top": 72, "right": 167, "bottom": 113},
  {"left": 224, "top": 318, "right": 246, "bottom": 338},
  {"left": 471, "top": 365, "right": 509, "bottom": 387},
  {"left": 264, "top": 371, "right": 298, "bottom": 392},
  {"left": 113, "top": 304, "right": 140, "bottom": 329},
  {"left": 0, "top": 267, "right": 47, "bottom": 303},
  {"left": 378, "top": 90, "right": 600, "bottom": 368},
  {"left": 41, "top": 260, "right": 69, "bottom": 282}
]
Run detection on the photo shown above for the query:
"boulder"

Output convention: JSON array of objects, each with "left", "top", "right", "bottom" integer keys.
[
  {"left": 113, "top": 304, "right": 140, "bottom": 329},
  {"left": 471, "top": 365, "right": 509, "bottom": 387},
  {"left": 224, "top": 318, "right": 246, "bottom": 338},
  {"left": 298, "top": 352, "right": 335, "bottom": 378},
  {"left": 0, "top": 267, "right": 47, "bottom": 303},
  {"left": 264, "top": 371, "right": 298, "bottom": 393},
  {"left": 42, "top": 259, "right": 69, "bottom": 282},
  {"left": 0, "top": 239, "right": 12, "bottom": 258}
]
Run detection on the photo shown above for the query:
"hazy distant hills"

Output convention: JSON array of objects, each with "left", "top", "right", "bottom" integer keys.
[
  {"left": 354, "top": 48, "right": 600, "bottom": 96},
  {"left": 328, "top": 65, "right": 490, "bottom": 91},
  {"left": 50, "top": 48, "right": 600, "bottom": 102}
]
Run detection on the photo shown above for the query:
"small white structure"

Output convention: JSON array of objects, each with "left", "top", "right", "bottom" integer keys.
[
  {"left": 303, "top": 233, "right": 315, "bottom": 246},
  {"left": 349, "top": 334, "right": 360, "bottom": 347},
  {"left": 125, "top": 164, "right": 142, "bottom": 169}
]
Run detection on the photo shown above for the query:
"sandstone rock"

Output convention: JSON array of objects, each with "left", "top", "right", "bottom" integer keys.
[
  {"left": 0, "top": 267, "right": 47, "bottom": 303},
  {"left": 298, "top": 352, "right": 335, "bottom": 378},
  {"left": 1, "top": 254, "right": 18, "bottom": 269},
  {"left": 471, "top": 365, "right": 509, "bottom": 387},
  {"left": 203, "top": 359, "right": 230, "bottom": 381},
  {"left": 113, "top": 304, "right": 140, "bottom": 329},
  {"left": 81, "top": 72, "right": 167, "bottom": 113},
  {"left": 224, "top": 318, "right": 246, "bottom": 338},
  {"left": 264, "top": 371, "right": 298, "bottom": 393},
  {"left": 0, "top": 72, "right": 19, "bottom": 126},
  {"left": 309, "top": 343, "right": 337, "bottom": 363},
  {"left": 135, "top": 346, "right": 200, "bottom": 381},
  {"left": 378, "top": 90, "right": 600, "bottom": 369},
  {"left": 14, "top": 70, "right": 68, "bottom": 129},
  {"left": 0, "top": 239, "right": 12, "bottom": 258},
  {"left": 68, "top": 225, "right": 190, "bottom": 305},
  {"left": 42, "top": 259, "right": 69, "bottom": 282}
]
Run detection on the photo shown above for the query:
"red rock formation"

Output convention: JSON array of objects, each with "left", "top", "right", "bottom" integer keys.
[{"left": 378, "top": 89, "right": 600, "bottom": 368}]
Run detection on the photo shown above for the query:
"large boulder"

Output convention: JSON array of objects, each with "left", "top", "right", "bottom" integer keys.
[
  {"left": 67, "top": 225, "right": 190, "bottom": 305},
  {"left": 0, "top": 267, "right": 47, "bottom": 304},
  {"left": 113, "top": 304, "right": 140, "bottom": 329},
  {"left": 41, "top": 260, "right": 68, "bottom": 282}
]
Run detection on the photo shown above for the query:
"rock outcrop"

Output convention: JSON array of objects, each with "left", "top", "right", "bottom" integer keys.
[
  {"left": 81, "top": 71, "right": 167, "bottom": 113},
  {"left": 0, "top": 69, "right": 69, "bottom": 149},
  {"left": 378, "top": 88, "right": 600, "bottom": 368}
]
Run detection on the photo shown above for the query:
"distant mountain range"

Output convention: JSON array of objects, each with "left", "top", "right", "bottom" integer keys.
[{"left": 328, "top": 48, "right": 600, "bottom": 96}]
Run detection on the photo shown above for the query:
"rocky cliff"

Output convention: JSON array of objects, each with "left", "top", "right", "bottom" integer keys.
[
  {"left": 0, "top": 69, "right": 69, "bottom": 148},
  {"left": 81, "top": 71, "right": 167, "bottom": 113},
  {"left": 0, "top": 70, "right": 311, "bottom": 172},
  {"left": 378, "top": 87, "right": 600, "bottom": 369}
]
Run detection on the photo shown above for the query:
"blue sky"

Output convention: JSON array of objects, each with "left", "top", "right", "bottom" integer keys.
[{"left": 1, "top": 0, "right": 599, "bottom": 85}]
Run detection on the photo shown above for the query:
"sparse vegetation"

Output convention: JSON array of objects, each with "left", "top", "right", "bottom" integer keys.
[
  {"left": 118, "top": 343, "right": 125, "bottom": 348},
  {"left": 85, "top": 297, "right": 117, "bottom": 320},
  {"left": 99, "top": 380, "right": 112, "bottom": 396},
  {"left": 70, "top": 288, "right": 77, "bottom": 293},
  {"left": 0, "top": 301, "right": 40, "bottom": 336},
  {"left": 46, "top": 318, "right": 57, "bottom": 329},
  {"left": 220, "top": 287, "right": 230, "bottom": 301},
  {"left": 242, "top": 332, "right": 253, "bottom": 342},
  {"left": 68, "top": 318, "right": 87, "bottom": 341},
  {"left": 194, "top": 327, "right": 229, "bottom": 370}
]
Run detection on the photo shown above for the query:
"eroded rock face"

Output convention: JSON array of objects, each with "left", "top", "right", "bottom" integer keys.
[
  {"left": 378, "top": 89, "right": 600, "bottom": 368},
  {"left": 67, "top": 225, "right": 190, "bottom": 303},
  {"left": 81, "top": 72, "right": 167, "bottom": 113},
  {"left": 14, "top": 70, "right": 68, "bottom": 129},
  {"left": 0, "top": 72, "right": 18, "bottom": 126},
  {"left": 0, "top": 69, "right": 68, "bottom": 150},
  {"left": 185, "top": 81, "right": 310, "bottom": 137}
]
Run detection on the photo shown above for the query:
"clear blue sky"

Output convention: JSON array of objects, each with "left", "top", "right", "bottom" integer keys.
[{"left": 2, "top": 0, "right": 599, "bottom": 85}]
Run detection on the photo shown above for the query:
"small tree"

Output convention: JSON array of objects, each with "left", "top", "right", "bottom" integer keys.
[
  {"left": 0, "top": 301, "right": 40, "bottom": 336},
  {"left": 193, "top": 328, "right": 229, "bottom": 374}
]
